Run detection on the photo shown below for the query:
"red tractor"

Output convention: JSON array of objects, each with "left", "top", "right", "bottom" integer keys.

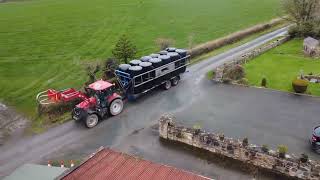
[{"left": 37, "top": 80, "right": 124, "bottom": 128}]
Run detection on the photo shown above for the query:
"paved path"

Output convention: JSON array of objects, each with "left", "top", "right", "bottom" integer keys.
[{"left": 2, "top": 26, "right": 315, "bottom": 180}]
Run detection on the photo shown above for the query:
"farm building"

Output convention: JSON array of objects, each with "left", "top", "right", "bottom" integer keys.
[
  {"left": 58, "top": 147, "right": 213, "bottom": 180},
  {"left": 303, "top": 37, "right": 320, "bottom": 57}
]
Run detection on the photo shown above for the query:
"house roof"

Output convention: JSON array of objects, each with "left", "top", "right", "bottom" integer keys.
[
  {"left": 4, "top": 164, "right": 67, "bottom": 180},
  {"left": 304, "top": 37, "right": 319, "bottom": 48},
  {"left": 58, "top": 148, "right": 213, "bottom": 180}
]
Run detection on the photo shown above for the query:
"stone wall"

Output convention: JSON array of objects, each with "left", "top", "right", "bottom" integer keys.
[
  {"left": 214, "top": 36, "right": 291, "bottom": 82},
  {"left": 159, "top": 114, "right": 320, "bottom": 180}
]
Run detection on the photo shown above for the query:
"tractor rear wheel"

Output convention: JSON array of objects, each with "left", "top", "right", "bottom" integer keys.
[
  {"left": 85, "top": 114, "right": 99, "bottom": 128},
  {"left": 109, "top": 98, "right": 124, "bottom": 116}
]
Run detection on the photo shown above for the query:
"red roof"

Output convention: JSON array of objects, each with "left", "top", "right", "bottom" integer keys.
[
  {"left": 59, "top": 148, "right": 212, "bottom": 180},
  {"left": 88, "top": 80, "right": 113, "bottom": 91}
]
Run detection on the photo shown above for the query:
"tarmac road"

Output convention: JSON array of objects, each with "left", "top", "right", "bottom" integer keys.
[{"left": 3, "top": 26, "right": 318, "bottom": 180}]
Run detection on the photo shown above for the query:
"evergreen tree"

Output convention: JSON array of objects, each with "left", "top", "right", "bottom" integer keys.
[{"left": 112, "top": 34, "right": 137, "bottom": 64}]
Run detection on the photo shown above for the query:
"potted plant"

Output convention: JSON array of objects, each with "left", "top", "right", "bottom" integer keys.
[
  {"left": 300, "top": 153, "right": 309, "bottom": 163},
  {"left": 292, "top": 78, "right": 309, "bottom": 93},
  {"left": 277, "top": 145, "right": 288, "bottom": 158}
]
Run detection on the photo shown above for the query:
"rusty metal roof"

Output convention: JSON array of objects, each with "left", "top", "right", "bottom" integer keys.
[{"left": 59, "top": 148, "right": 212, "bottom": 180}]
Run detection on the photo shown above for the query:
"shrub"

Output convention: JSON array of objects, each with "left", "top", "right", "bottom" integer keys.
[
  {"left": 193, "top": 124, "right": 201, "bottom": 135},
  {"left": 261, "top": 144, "right": 269, "bottom": 153},
  {"left": 223, "top": 64, "right": 245, "bottom": 81},
  {"left": 206, "top": 70, "right": 216, "bottom": 80},
  {"left": 236, "top": 78, "right": 249, "bottom": 85},
  {"left": 261, "top": 77, "right": 267, "bottom": 87},
  {"left": 222, "top": 78, "right": 231, "bottom": 84},
  {"left": 288, "top": 23, "right": 320, "bottom": 38},
  {"left": 103, "top": 58, "right": 119, "bottom": 80},
  {"left": 300, "top": 153, "right": 309, "bottom": 163},
  {"left": 277, "top": 145, "right": 288, "bottom": 158},
  {"left": 155, "top": 38, "right": 175, "bottom": 50},
  {"left": 84, "top": 63, "right": 100, "bottom": 86},
  {"left": 292, "top": 78, "right": 309, "bottom": 93},
  {"left": 242, "top": 137, "right": 249, "bottom": 147}
]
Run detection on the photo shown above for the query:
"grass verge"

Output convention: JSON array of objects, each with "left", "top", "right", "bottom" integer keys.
[{"left": 244, "top": 39, "right": 320, "bottom": 96}]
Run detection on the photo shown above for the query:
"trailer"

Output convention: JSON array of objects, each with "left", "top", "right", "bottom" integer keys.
[
  {"left": 36, "top": 48, "right": 189, "bottom": 128},
  {"left": 115, "top": 55, "right": 190, "bottom": 101}
]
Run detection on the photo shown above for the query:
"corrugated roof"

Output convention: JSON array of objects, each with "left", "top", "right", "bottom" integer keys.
[{"left": 59, "top": 148, "right": 213, "bottom": 180}]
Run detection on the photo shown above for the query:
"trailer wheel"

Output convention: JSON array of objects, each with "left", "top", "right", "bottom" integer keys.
[
  {"left": 109, "top": 98, "right": 124, "bottom": 116},
  {"left": 171, "top": 77, "right": 180, "bottom": 86},
  {"left": 85, "top": 114, "right": 99, "bottom": 128},
  {"left": 163, "top": 80, "right": 172, "bottom": 90}
]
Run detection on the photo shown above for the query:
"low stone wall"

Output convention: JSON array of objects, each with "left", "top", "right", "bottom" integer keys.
[
  {"left": 159, "top": 114, "right": 320, "bottom": 180},
  {"left": 214, "top": 36, "right": 291, "bottom": 82}
]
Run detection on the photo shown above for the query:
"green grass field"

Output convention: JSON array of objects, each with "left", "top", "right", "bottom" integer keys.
[
  {"left": 244, "top": 39, "right": 320, "bottom": 96},
  {"left": 0, "top": 0, "right": 280, "bottom": 117}
]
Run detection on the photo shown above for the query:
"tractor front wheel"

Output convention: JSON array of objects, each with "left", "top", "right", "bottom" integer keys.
[
  {"left": 85, "top": 114, "right": 99, "bottom": 128},
  {"left": 109, "top": 99, "right": 124, "bottom": 116}
]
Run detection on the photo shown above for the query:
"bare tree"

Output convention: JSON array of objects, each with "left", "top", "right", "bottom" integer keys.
[{"left": 282, "top": 0, "right": 320, "bottom": 25}]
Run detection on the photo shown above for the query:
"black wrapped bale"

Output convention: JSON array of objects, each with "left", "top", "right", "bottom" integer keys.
[
  {"left": 140, "top": 56, "right": 152, "bottom": 62},
  {"left": 118, "top": 64, "right": 131, "bottom": 73},
  {"left": 175, "top": 49, "right": 187, "bottom": 58},
  {"left": 150, "top": 53, "right": 160, "bottom": 58},
  {"left": 159, "top": 55, "right": 171, "bottom": 65},
  {"left": 139, "top": 62, "right": 153, "bottom": 90},
  {"left": 159, "top": 50, "right": 168, "bottom": 55},
  {"left": 128, "top": 65, "right": 142, "bottom": 77},
  {"left": 149, "top": 58, "right": 162, "bottom": 68},
  {"left": 166, "top": 47, "right": 176, "bottom": 52},
  {"left": 167, "top": 52, "right": 180, "bottom": 61},
  {"left": 139, "top": 62, "right": 153, "bottom": 73},
  {"left": 129, "top": 59, "right": 142, "bottom": 66},
  {"left": 128, "top": 66, "right": 143, "bottom": 94},
  {"left": 175, "top": 49, "right": 188, "bottom": 73}
]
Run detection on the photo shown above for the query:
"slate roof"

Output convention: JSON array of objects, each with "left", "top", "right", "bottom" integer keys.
[
  {"left": 4, "top": 164, "right": 67, "bottom": 180},
  {"left": 304, "top": 37, "right": 319, "bottom": 48}
]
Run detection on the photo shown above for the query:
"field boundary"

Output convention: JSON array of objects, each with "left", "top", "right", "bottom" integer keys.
[{"left": 188, "top": 18, "right": 286, "bottom": 58}]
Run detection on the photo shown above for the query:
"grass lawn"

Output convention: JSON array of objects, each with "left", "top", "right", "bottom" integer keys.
[
  {"left": 0, "top": 0, "right": 280, "bottom": 117},
  {"left": 244, "top": 39, "right": 320, "bottom": 96}
]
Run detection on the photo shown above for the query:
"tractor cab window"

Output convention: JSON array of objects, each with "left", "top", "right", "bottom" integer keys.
[{"left": 95, "top": 90, "right": 107, "bottom": 108}]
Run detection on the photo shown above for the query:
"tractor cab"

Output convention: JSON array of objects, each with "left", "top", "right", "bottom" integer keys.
[{"left": 72, "top": 80, "right": 124, "bottom": 128}]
